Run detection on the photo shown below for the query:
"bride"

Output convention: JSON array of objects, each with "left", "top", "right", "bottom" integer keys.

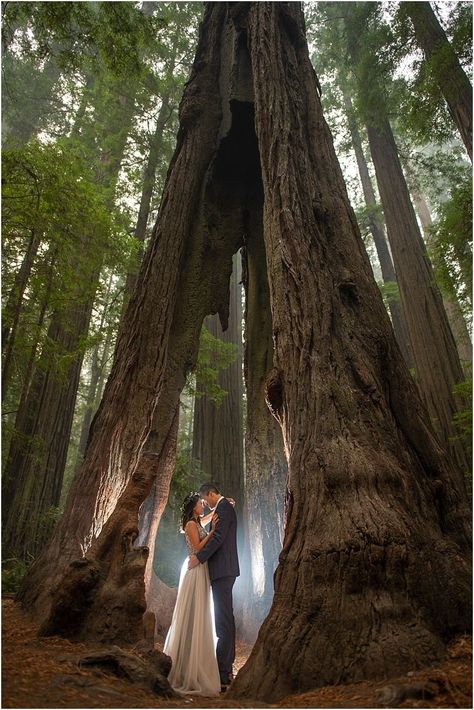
[{"left": 163, "top": 492, "right": 221, "bottom": 696}]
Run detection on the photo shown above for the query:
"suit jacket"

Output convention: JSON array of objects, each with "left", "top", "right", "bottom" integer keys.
[{"left": 196, "top": 497, "right": 240, "bottom": 581}]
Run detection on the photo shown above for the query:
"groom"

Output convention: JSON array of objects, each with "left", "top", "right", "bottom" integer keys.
[{"left": 188, "top": 482, "right": 240, "bottom": 690}]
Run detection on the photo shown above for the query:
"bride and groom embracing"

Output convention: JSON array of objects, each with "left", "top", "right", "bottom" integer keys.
[{"left": 163, "top": 482, "right": 240, "bottom": 697}]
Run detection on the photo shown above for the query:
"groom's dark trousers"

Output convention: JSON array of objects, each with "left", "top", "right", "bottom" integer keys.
[
  {"left": 196, "top": 497, "right": 240, "bottom": 685},
  {"left": 211, "top": 576, "right": 236, "bottom": 684}
]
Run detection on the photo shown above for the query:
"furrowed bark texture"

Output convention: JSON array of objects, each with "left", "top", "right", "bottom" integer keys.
[
  {"left": 242, "top": 211, "right": 286, "bottom": 635},
  {"left": 342, "top": 89, "right": 414, "bottom": 370},
  {"left": 17, "top": 3, "right": 471, "bottom": 692},
  {"left": 17, "top": 4, "right": 249, "bottom": 626},
  {"left": 229, "top": 2, "right": 471, "bottom": 701}
]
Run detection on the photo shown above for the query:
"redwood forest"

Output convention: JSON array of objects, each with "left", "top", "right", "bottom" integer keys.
[{"left": 1, "top": 1, "right": 472, "bottom": 708}]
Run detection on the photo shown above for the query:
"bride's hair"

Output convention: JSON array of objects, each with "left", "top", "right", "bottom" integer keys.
[{"left": 180, "top": 492, "right": 201, "bottom": 533}]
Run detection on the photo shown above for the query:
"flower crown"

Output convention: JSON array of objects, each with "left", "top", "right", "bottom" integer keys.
[{"left": 180, "top": 491, "right": 200, "bottom": 514}]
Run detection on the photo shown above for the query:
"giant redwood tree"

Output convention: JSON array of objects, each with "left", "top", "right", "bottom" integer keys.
[{"left": 18, "top": 2, "right": 471, "bottom": 701}]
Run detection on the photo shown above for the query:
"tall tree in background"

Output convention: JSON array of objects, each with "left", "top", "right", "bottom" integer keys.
[
  {"left": 342, "top": 2, "right": 471, "bottom": 483},
  {"left": 192, "top": 252, "right": 244, "bottom": 508},
  {"left": 306, "top": 7, "right": 414, "bottom": 369},
  {"left": 2, "top": 76, "right": 136, "bottom": 560},
  {"left": 342, "top": 90, "right": 414, "bottom": 369},
  {"left": 405, "top": 175, "right": 472, "bottom": 371},
  {"left": 2, "top": 2, "right": 167, "bottom": 560},
  {"left": 401, "top": 1, "right": 472, "bottom": 161},
  {"left": 16, "top": 3, "right": 471, "bottom": 700}
]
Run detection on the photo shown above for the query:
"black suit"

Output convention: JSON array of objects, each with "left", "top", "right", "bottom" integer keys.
[{"left": 196, "top": 497, "right": 240, "bottom": 684}]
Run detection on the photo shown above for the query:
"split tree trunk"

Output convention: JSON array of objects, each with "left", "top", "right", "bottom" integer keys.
[
  {"left": 366, "top": 116, "right": 471, "bottom": 481},
  {"left": 342, "top": 89, "right": 414, "bottom": 369},
  {"left": 17, "top": 3, "right": 250, "bottom": 624},
  {"left": 403, "top": 1, "right": 472, "bottom": 161},
  {"left": 18, "top": 4, "right": 471, "bottom": 696}
]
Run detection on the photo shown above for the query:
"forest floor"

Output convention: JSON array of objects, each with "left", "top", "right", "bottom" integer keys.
[{"left": 2, "top": 598, "right": 472, "bottom": 709}]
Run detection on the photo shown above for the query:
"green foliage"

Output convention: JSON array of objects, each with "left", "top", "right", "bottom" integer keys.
[
  {"left": 393, "top": 2, "right": 472, "bottom": 145},
  {"left": 447, "top": 2, "right": 473, "bottom": 71},
  {"left": 185, "top": 325, "right": 238, "bottom": 405},
  {"left": 429, "top": 174, "right": 472, "bottom": 308},
  {"left": 2, "top": 136, "right": 134, "bottom": 320},
  {"left": 451, "top": 376, "right": 473, "bottom": 490},
  {"left": 377, "top": 280, "right": 401, "bottom": 307},
  {"left": 2, "top": 557, "right": 30, "bottom": 594}
]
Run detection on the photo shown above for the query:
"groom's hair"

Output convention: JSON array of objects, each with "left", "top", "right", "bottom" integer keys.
[{"left": 198, "top": 482, "right": 220, "bottom": 496}]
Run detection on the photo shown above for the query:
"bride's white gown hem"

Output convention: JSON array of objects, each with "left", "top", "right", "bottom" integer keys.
[{"left": 163, "top": 525, "right": 221, "bottom": 697}]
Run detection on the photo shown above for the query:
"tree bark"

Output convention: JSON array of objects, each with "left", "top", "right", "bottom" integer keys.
[
  {"left": 17, "top": 5, "right": 471, "bottom": 695},
  {"left": 241, "top": 206, "right": 287, "bottom": 638},
  {"left": 75, "top": 274, "right": 115, "bottom": 469},
  {"left": 412, "top": 190, "right": 472, "bottom": 371},
  {"left": 366, "top": 116, "right": 471, "bottom": 480},
  {"left": 2, "top": 228, "right": 42, "bottom": 401},
  {"left": 121, "top": 95, "right": 173, "bottom": 316},
  {"left": 192, "top": 251, "right": 244, "bottom": 508},
  {"left": 342, "top": 89, "right": 414, "bottom": 370},
  {"left": 3, "top": 80, "right": 136, "bottom": 561},
  {"left": 228, "top": 2, "right": 471, "bottom": 701},
  {"left": 403, "top": 1, "right": 472, "bottom": 161},
  {"left": 17, "top": 3, "right": 248, "bottom": 623}
]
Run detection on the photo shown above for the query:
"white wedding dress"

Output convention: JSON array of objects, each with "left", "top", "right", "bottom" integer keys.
[{"left": 163, "top": 523, "right": 221, "bottom": 696}]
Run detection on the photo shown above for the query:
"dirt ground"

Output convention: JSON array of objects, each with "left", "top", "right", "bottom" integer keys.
[{"left": 2, "top": 598, "right": 472, "bottom": 709}]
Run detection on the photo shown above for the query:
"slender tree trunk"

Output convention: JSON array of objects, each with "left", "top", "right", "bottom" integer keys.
[
  {"left": 18, "top": 7, "right": 470, "bottom": 692},
  {"left": 2, "top": 295, "right": 99, "bottom": 559},
  {"left": 366, "top": 116, "right": 471, "bottom": 480},
  {"left": 3, "top": 81, "right": 136, "bottom": 560},
  {"left": 2, "top": 228, "right": 42, "bottom": 400},
  {"left": 75, "top": 274, "right": 115, "bottom": 468},
  {"left": 412, "top": 190, "right": 472, "bottom": 371},
  {"left": 192, "top": 251, "right": 244, "bottom": 509},
  {"left": 1, "top": 253, "right": 56, "bottom": 476},
  {"left": 121, "top": 95, "right": 173, "bottom": 315},
  {"left": 403, "top": 1, "right": 472, "bottom": 161},
  {"left": 342, "top": 89, "right": 414, "bottom": 369}
]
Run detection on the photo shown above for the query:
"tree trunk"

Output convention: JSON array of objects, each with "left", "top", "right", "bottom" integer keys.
[
  {"left": 18, "top": 5, "right": 471, "bottom": 694},
  {"left": 17, "top": 3, "right": 248, "bottom": 623},
  {"left": 75, "top": 274, "right": 115, "bottom": 469},
  {"left": 3, "top": 80, "right": 136, "bottom": 560},
  {"left": 2, "top": 295, "right": 99, "bottom": 559},
  {"left": 412, "top": 190, "right": 472, "bottom": 371},
  {"left": 403, "top": 1, "right": 472, "bottom": 161},
  {"left": 241, "top": 205, "right": 287, "bottom": 638},
  {"left": 121, "top": 95, "right": 173, "bottom": 316},
  {"left": 366, "top": 116, "right": 471, "bottom": 480},
  {"left": 2, "top": 228, "right": 42, "bottom": 401},
  {"left": 136, "top": 406, "right": 180, "bottom": 639},
  {"left": 342, "top": 89, "right": 414, "bottom": 369},
  {"left": 192, "top": 251, "right": 244, "bottom": 508},
  {"left": 229, "top": 2, "right": 471, "bottom": 701}
]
